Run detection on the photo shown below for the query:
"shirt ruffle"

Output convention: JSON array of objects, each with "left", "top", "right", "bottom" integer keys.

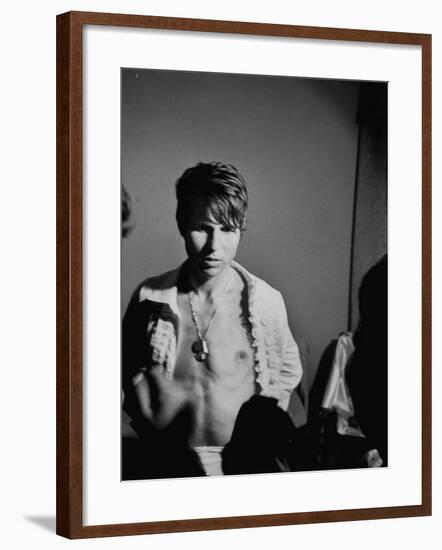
[{"left": 136, "top": 262, "right": 302, "bottom": 408}]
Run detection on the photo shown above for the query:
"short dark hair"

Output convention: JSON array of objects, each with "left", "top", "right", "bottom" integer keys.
[{"left": 175, "top": 162, "right": 248, "bottom": 235}]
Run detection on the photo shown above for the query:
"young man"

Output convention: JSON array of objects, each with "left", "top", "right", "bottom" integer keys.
[{"left": 122, "top": 162, "right": 303, "bottom": 478}]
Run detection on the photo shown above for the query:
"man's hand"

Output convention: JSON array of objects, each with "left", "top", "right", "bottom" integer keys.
[
  {"left": 147, "top": 366, "right": 197, "bottom": 434},
  {"left": 125, "top": 367, "right": 204, "bottom": 478}
]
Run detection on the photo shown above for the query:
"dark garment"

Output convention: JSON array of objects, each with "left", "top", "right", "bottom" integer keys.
[
  {"left": 222, "top": 395, "right": 297, "bottom": 475},
  {"left": 346, "top": 255, "right": 388, "bottom": 464},
  {"left": 123, "top": 405, "right": 206, "bottom": 480},
  {"left": 122, "top": 395, "right": 297, "bottom": 480},
  {"left": 300, "top": 340, "right": 372, "bottom": 470}
]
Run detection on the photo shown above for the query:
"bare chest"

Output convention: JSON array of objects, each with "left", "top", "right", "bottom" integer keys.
[
  {"left": 173, "top": 278, "right": 257, "bottom": 445},
  {"left": 174, "top": 289, "right": 255, "bottom": 386}
]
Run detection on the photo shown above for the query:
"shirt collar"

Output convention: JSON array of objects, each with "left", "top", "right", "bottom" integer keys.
[{"left": 140, "top": 260, "right": 256, "bottom": 317}]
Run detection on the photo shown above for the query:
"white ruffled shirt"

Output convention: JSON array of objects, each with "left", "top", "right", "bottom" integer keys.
[{"left": 131, "top": 261, "right": 303, "bottom": 411}]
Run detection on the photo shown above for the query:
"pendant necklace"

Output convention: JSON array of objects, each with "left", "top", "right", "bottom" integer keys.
[{"left": 187, "top": 272, "right": 231, "bottom": 362}]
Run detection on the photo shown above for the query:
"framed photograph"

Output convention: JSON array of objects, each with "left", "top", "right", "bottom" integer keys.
[{"left": 56, "top": 11, "right": 431, "bottom": 539}]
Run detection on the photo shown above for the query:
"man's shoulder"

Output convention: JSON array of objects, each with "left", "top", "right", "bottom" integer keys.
[
  {"left": 234, "top": 262, "right": 283, "bottom": 304},
  {"left": 132, "top": 266, "right": 181, "bottom": 302}
]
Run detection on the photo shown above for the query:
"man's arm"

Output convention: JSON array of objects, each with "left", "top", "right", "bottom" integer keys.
[
  {"left": 275, "top": 291, "right": 303, "bottom": 411},
  {"left": 122, "top": 289, "right": 152, "bottom": 430},
  {"left": 122, "top": 291, "right": 196, "bottom": 435},
  {"left": 122, "top": 292, "right": 203, "bottom": 478}
]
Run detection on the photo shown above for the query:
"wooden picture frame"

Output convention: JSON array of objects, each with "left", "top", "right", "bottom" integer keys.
[{"left": 56, "top": 10, "right": 431, "bottom": 539}]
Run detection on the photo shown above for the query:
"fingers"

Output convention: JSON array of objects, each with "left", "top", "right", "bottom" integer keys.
[{"left": 146, "top": 367, "right": 196, "bottom": 431}]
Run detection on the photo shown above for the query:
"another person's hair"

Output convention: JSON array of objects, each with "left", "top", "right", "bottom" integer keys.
[
  {"left": 175, "top": 162, "right": 248, "bottom": 235},
  {"left": 121, "top": 185, "right": 133, "bottom": 238}
]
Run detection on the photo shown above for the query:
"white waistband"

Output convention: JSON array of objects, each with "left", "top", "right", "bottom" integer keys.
[{"left": 193, "top": 446, "right": 224, "bottom": 476}]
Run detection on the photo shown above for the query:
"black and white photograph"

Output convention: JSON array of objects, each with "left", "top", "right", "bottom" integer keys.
[
  {"left": 120, "top": 68, "right": 388, "bottom": 481},
  {"left": 1, "top": 0, "right": 438, "bottom": 546}
]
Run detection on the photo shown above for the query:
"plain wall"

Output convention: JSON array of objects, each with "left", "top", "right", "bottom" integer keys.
[
  {"left": 349, "top": 84, "right": 388, "bottom": 329},
  {"left": 122, "top": 69, "right": 360, "bottom": 385}
]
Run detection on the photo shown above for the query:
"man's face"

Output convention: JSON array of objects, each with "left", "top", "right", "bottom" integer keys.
[{"left": 183, "top": 198, "right": 241, "bottom": 281}]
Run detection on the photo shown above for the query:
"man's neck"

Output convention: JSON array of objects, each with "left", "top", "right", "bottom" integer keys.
[{"left": 187, "top": 264, "right": 233, "bottom": 302}]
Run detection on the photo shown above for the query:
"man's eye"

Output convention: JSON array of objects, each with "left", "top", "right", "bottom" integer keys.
[{"left": 221, "top": 226, "right": 235, "bottom": 233}]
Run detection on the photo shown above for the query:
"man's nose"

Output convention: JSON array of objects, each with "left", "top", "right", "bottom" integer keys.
[{"left": 207, "top": 228, "right": 222, "bottom": 250}]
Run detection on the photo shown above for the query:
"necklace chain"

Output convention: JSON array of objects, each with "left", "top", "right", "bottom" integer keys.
[{"left": 187, "top": 272, "right": 231, "bottom": 362}]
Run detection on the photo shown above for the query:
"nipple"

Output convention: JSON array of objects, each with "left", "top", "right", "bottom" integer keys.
[{"left": 235, "top": 350, "right": 248, "bottom": 361}]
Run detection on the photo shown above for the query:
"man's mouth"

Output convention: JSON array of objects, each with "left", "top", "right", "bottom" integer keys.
[{"left": 201, "top": 257, "right": 221, "bottom": 265}]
